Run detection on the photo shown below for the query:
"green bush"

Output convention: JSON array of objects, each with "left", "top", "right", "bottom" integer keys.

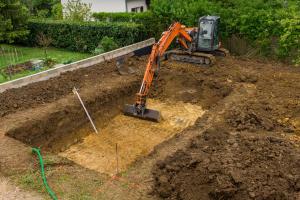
[
  {"left": 92, "top": 11, "right": 151, "bottom": 23},
  {"left": 150, "top": 0, "right": 300, "bottom": 64},
  {"left": 64, "top": 0, "right": 92, "bottom": 21},
  {"left": 25, "top": 19, "right": 148, "bottom": 52},
  {"left": 92, "top": 11, "right": 163, "bottom": 38},
  {"left": 51, "top": 3, "right": 63, "bottom": 20},
  {"left": 93, "top": 36, "right": 119, "bottom": 55},
  {"left": 0, "top": 0, "right": 29, "bottom": 43}
]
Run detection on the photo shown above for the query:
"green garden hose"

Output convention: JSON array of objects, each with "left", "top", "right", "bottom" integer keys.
[{"left": 32, "top": 148, "right": 58, "bottom": 200}]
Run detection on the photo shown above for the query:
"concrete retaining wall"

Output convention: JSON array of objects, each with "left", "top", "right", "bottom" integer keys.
[{"left": 0, "top": 38, "right": 155, "bottom": 93}]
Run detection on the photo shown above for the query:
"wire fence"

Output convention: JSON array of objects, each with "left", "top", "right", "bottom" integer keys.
[{"left": 0, "top": 46, "right": 25, "bottom": 81}]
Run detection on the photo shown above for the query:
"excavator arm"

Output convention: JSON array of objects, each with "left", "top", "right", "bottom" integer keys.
[{"left": 124, "top": 22, "right": 192, "bottom": 121}]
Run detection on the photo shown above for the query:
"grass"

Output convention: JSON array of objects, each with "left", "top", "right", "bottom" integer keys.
[
  {"left": 5, "top": 149, "right": 107, "bottom": 199},
  {"left": 0, "top": 44, "right": 91, "bottom": 83},
  {"left": 0, "top": 67, "right": 50, "bottom": 83},
  {"left": 0, "top": 44, "right": 91, "bottom": 69}
]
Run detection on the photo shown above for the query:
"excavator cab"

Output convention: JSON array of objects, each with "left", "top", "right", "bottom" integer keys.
[{"left": 197, "top": 16, "right": 220, "bottom": 52}]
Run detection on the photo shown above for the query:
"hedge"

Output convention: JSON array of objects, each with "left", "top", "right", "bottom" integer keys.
[
  {"left": 150, "top": 0, "right": 300, "bottom": 65},
  {"left": 26, "top": 19, "right": 149, "bottom": 52},
  {"left": 92, "top": 12, "right": 164, "bottom": 39},
  {"left": 92, "top": 11, "right": 152, "bottom": 22}
]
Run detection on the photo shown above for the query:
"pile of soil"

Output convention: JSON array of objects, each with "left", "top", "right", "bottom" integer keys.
[
  {"left": 226, "top": 100, "right": 279, "bottom": 132},
  {"left": 152, "top": 57, "right": 300, "bottom": 200},
  {"left": 153, "top": 127, "right": 300, "bottom": 200},
  {"left": 150, "top": 61, "right": 233, "bottom": 109}
]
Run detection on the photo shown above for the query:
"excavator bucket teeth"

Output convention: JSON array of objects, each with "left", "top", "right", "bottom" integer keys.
[{"left": 123, "top": 104, "right": 161, "bottom": 122}]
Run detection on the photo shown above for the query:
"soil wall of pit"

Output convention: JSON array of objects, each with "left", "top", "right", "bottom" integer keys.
[
  {"left": 2, "top": 57, "right": 146, "bottom": 152},
  {"left": 6, "top": 83, "right": 139, "bottom": 152}
]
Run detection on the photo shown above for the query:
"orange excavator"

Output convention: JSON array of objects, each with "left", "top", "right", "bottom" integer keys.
[{"left": 124, "top": 16, "right": 228, "bottom": 122}]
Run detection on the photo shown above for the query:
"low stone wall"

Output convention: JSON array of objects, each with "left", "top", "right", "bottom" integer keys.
[{"left": 0, "top": 38, "right": 155, "bottom": 93}]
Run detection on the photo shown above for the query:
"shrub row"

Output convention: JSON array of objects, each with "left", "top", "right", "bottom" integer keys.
[
  {"left": 92, "top": 12, "right": 164, "bottom": 39},
  {"left": 150, "top": 0, "right": 300, "bottom": 64},
  {"left": 92, "top": 11, "right": 152, "bottom": 23},
  {"left": 26, "top": 19, "right": 149, "bottom": 52}
]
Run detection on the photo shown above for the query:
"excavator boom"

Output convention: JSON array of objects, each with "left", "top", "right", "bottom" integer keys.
[{"left": 124, "top": 22, "right": 192, "bottom": 122}]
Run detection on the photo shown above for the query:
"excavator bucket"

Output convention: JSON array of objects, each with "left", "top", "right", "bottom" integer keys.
[{"left": 123, "top": 104, "right": 161, "bottom": 122}]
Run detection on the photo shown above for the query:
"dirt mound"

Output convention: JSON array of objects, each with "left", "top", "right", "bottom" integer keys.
[
  {"left": 226, "top": 100, "right": 278, "bottom": 132},
  {"left": 152, "top": 127, "right": 300, "bottom": 200},
  {"left": 149, "top": 61, "right": 233, "bottom": 109}
]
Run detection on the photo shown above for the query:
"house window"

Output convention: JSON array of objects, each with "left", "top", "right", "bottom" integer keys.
[{"left": 131, "top": 6, "right": 144, "bottom": 13}]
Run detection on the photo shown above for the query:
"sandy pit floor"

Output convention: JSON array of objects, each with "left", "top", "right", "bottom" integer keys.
[{"left": 59, "top": 99, "right": 205, "bottom": 175}]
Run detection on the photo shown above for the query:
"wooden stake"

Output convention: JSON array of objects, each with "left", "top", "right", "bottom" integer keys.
[
  {"left": 14, "top": 48, "right": 18, "bottom": 63},
  {"left": 8, "top": 49, "right": 13, "bottom": 80},
  {"left": 73, "top": 87, "right": 99, "bottom": 134},
  {"left": 116, "top": 143, "right": 119, "bottom": 175}
]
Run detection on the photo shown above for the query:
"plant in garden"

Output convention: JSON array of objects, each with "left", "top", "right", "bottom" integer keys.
[
  {"left": 43, "top": 57, "right": 57, "bottom": 68},
  {"left": 64, "top": 0, "right": 92, "bottom": 21},
  {"left": 36, "top": 33, "right": 52, "bottom": 59},
  {"left": 51, "top": 3, "right": 63, "bottom": 20},
  {"left": 93, "top": 37, "right": 119, "bottom": 55},
  {"left": 36, "top": 9, "right": 49, "bottom": 18},
  {"left": 0, "top": 0, "right": 29, "bottom": 43},
  {"left": 22, "top": 0, "right": 59, "bottom": 18}
]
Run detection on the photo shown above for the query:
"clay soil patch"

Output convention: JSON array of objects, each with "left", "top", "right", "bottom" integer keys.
[{"left": 59, "top": 99, "right": 205, "bottom": 175}]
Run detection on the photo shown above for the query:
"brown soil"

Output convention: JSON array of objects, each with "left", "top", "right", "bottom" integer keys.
[
  {"left": 0, "top": 57, "right": 145, "bottom": 117},
  {"left": 0, "top": 176, "right": 42, "bottom": 200},
  {"left": 153, "top": 128, "right": 300, "bottom": 200},
  {"left": 0, "top": 54, "right": 300, "bottom": 200},
  {"left": 59, "top": 99, "right": 205, "bottom": 175},
  {"left": 152, "top": 57, "right": 300, "bottom": 200}
]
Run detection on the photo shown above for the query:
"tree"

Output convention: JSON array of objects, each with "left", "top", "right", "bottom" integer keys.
[
  {"left": 37, "top": 33, "right": 52, "bottom": 59},
  {"left": 51, "top": 3, "right": 63, "bottom": 20},
  {"left": 64, "top": 0, "right": 91, "bottom": 21},
  {"left": 22, "top": 0, "right": 60, "bottom": 17},
  {"left": 0, "top": 0, "right": 29, "bottom": 43}
]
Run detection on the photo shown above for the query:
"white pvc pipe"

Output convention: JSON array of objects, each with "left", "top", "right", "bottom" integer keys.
[{"left": 72, "top": 87, "right": 99, "bottom": 134}]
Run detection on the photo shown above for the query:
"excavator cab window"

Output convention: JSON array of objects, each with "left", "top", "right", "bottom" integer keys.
[{"left": 197, "top": 16, "right": 220, "bottom": 52}]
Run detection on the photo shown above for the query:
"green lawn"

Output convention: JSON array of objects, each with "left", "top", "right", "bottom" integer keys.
[
  {"left": 0, "top": 44, "right": 91, "bottom": 68},
  {"left": 0, "top": 44, "right": 91, "bottom": 83}
]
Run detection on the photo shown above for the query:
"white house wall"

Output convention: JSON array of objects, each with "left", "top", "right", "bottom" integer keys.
[
  {"left": 61, "top": 0, "right": 127, "bottom": 13},
  {"left": 127, "top": 0, "right": 147, "bottom": 12}
]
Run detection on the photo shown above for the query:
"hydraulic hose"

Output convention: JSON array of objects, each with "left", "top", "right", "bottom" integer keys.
[{"left": 32, "top": 148, "right": 58, "bottom": 200}]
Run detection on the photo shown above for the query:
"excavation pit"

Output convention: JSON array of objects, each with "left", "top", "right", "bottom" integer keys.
[
  {"left": 3, "top": 57, "right": 229, "bottom": 176},
  {"left": 59, "top": 99, "right": 205, "bottom": 175}
]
